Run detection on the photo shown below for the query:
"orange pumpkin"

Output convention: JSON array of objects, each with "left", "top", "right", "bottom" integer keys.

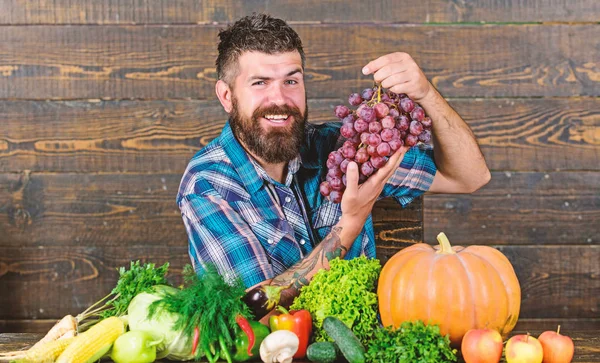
[{"left": 377, "top": 232, "right": 521, "bottom": 347}]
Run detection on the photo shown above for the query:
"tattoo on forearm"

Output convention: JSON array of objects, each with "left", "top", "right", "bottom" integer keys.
[{"left": 271, "top": 227, "right": 347, "bottom": 294}]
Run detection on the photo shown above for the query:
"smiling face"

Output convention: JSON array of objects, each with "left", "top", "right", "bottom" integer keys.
[{"left": 223, "top": 51, "right": 308, "bottom": 164}]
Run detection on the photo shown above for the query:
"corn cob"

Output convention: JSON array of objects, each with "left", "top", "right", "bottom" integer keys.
[
  {"left": 56, "top": 316, "right": 125, "bottom": 363},
  {"left": 0, "top": 336, "right": 74, "bottom": 363}
]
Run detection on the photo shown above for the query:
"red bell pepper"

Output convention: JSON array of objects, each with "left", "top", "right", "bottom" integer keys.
[{"left": 269, "top": 306, "right": 312, "bottom": 359}]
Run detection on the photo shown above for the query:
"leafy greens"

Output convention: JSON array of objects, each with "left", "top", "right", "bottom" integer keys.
[{"left": 290, "top": 256, "right": 381, "bottom": 346}]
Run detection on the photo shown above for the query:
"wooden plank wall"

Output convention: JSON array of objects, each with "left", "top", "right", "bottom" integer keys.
[{"left": 0, "top": 1, "right": 598, "bottom": 332}]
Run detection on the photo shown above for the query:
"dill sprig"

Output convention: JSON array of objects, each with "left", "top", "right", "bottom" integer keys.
[{"left": 148, "top": 264, "right": 251, "bottom": 357}]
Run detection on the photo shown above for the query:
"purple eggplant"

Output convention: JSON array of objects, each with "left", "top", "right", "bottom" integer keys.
[{"left": 242, "top": 284, "right": 288, "bottom": 320}]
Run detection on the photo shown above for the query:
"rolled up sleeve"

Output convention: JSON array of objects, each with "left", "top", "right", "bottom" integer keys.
[{"left": 380, "top": 144, "right": 437, "bottom": 207}]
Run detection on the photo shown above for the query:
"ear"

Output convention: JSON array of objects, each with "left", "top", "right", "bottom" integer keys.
[{"left": 215, "top": 80, "right": 233, "bottom": 113}]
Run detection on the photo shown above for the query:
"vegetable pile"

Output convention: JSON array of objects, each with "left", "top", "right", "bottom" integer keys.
[{"left": 289, "top": 256, "right": 381, "bottom": 346}]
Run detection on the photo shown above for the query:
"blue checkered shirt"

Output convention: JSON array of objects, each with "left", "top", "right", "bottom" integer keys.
[{"left": 177, "top": 121, "right": 436, "bottom": 288}]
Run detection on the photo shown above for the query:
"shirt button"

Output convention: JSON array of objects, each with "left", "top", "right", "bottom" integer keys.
[
  {"left": 285, "top": 196, "right": 292, "bottom": 203},
  {"left": 299, "top": 239, "right": 306, "bottom": 245},
  {"left": 267, "top": 238, "right": 274, "bottom": 245}
]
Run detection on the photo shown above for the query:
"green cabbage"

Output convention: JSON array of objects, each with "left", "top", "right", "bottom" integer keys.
[
  {"left": 127, "top": 285, "right": 197, "bottom": 361},
  {"left": 290, "top": 256, "right": 381, "bottom": 346}
]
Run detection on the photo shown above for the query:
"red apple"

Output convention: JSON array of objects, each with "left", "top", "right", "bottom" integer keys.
[
  {"left": 505, "top": 333, "right": 544, "bottom": 363},
  {"left": 538, "top": 325, "right": 574, "bottom": 363},
  {"left": 461, "top": 328, "right": 503, "bottom": 363}
]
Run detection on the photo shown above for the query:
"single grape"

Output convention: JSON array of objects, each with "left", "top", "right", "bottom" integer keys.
[
  {"left": 367, "top": 133, "right": 382, "bottom": 147},
  {"left": 389, "top": 107, "right": 400, "bottom": 118},
  {"left": 381, "top": 128, "right": 394, "bottom": 142},
  {"left": 409, "top": 121, "right": 424, "bottom": 136},
  {"left": 319, "top": 181, "right": 331, "bottom": 196},
  {"left": 381, "top": 116, "right": 395, "bottom": 129},
  {"left": 362, "top": 87, "right": 376, "bottom": 100},
  {"left": 360, "top": 106, "right": 376, "bottom": 123},
  {"left": 327, "top": 166, "right": 343, "bottom": 178},
  {"left": 400, "top": 130, "right": 408, "bottom": 139},
  {"left": 405, "top": 134, "right": 418, "bottom": 146},
  {"left": 342, "top": 146, "right": 356, "bottom": 159},
  {"left": 350, "top": 133, "right": 361, "bottom": 144},
  {"left": 368, "top": 121, "right": 383, "bottom": 134},
  {"left": 396, "top": 115, "right": 410, "bottom": 131},
  {"left": 421, "top": 116, "right": 432, "bottom": 128},
  {"left": 329, "top": 177, "right": 344, "bottom": 191},
  {"left": 354, "top": 118, "right": 369, "bottom": 133},
  {"left": 329, "top": 190, "right": 342, "bottom": 203},
  {"left": 371, "top": 156, "right": 387, "bottom": 168},
  {"left": 348, "top": 93, "right": 363, "bottom": 106},
  {"left": 355, "top": 147, "right": 369, "bottom": 163},
  {"left": 374, "top": 103, "right": 390, "bottom": 118},
  {"left": 391, "top": 128, "right": 400, "bottom": 139},
  {"left": 335, "top": 105, "right": 350, "bottom": 119},
  {"left": 381, "top": 93, "right": 391, "bottom": 102},
  {"left": 389, "top": 138, "right": 403, "bottom": 151},
  {"left": 343, "top": 140, "right": 358, "bottom": 149},
  {"left": 360, "top": 132, "right": 370, "bottom": 144},
  {"left": 360, "top": 161, "right": 374, "bottom": 176},
  {"left": 340, "top": 123, "right": 357, "bottom": 138},
  {"left": 418, "top": 129, "right": 432, "bottom": 143},
  {"left": 326, "top": 158, "right": 336, "bottom": 169},
  {"left": 400, "top": 98, "right": 415, "bottom": 113},
  {"left": 377, "top": 142, "right": 391, "bottom": 157},
  {"left": 342, "top": 114, "right": 355, "bottom": 125},
  {"left": 367, "top": 145, "right": 378, "bottom": 156},
  {"left": 411, "top": 106, "right": 425, "bottom": 122},
  {"left": 328, "top": 150, "right": 344, "bottom": 165}
]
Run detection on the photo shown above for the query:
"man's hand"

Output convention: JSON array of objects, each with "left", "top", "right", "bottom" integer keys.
[
  {"left": 362, "top": 52, "right": 432, "bottom": 103},
  {"left": 341, "top": 146, "right": 408, "bottom": 226}
]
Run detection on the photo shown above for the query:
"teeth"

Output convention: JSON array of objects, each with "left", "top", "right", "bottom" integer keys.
[{"left": 264, "top": 114, "right": 289, "bottom": 120}]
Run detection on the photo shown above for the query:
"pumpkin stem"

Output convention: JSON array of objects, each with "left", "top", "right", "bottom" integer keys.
[
  {"left": 557, "top": 325, "right": 561, "bottom": 335},
  {"left": 436, "top": 232, "right": 456, "bottom": 254}
]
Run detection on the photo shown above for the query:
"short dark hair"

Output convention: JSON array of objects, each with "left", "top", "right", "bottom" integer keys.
[{"left": 216, "top": 13, "right": 305, "bottom": 85}]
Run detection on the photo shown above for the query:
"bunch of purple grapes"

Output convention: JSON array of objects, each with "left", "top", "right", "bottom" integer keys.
[{"left": 320, "top": 86, "right": 433, "bottom": 203}]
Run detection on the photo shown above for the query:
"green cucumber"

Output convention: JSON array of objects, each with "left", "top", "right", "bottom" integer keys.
[
  {"left": 322, "top": 316, "right": 365, "bottom": 363},
  {"left": 306, "top": 341, "right": 338, "bottom": 363}
]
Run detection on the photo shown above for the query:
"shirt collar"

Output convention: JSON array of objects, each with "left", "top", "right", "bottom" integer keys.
[{"left": 221, "top": 121, "right": 303, "bottom": 193}]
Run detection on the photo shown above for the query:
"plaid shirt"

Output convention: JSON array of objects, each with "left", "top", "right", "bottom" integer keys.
[{"left": 177, "top": 121, "right": 436, "bottom": 288}]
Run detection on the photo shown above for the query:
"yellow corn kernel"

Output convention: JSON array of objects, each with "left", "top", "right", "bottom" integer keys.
[
  {"left": 56, "top": 316, "right": 125, "bottom": 363},
  {"left": 1, "top": 336, "right": 74, "bottom": 363}
]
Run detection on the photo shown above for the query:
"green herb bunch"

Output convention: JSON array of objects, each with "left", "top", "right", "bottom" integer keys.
[
  {"left": 365, "top": 321, "right": 457, "bottom": 363},
  {"left": 148, "top": 264, "right": 252, "bottom": 359},
  {"left": 290, "top": 256, "right": 381, "bottom": 346},
  {"left": 77, "top": 260, "right": 171, "bottom": 331}
]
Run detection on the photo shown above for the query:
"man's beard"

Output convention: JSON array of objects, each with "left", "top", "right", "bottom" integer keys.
[{"left": 229, "top": 96, "right": 307, "bottom": 164}]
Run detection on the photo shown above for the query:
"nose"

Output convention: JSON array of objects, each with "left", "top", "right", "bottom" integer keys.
[{"left": 267, "top": 83, "right": 286, "bottom": 105}]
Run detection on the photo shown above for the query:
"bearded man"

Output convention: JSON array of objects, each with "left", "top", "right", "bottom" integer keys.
[{"left": 177, "top": 13, "right": 490, "bottom": 310}]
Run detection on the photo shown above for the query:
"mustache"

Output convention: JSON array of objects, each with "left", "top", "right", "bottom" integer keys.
[{"left": 252, "top": 104, "right": 304, "bottom": 121}]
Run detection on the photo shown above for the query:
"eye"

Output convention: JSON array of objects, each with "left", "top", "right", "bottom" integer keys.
[
  {"left": 285, "top": 80, "right": 298, "bottom": 85},
  {"left": 252, "top": 81, "right": 266, "bottom": 86}
]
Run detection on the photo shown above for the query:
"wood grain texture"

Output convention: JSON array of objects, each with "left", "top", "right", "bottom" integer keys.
[
  {"left": 1, "top": 245, "right": 597, "bottom": 320},
  {"left": 0, "top": 98, "right": 597, "bottom": 173},
  {"left": 0, "top": 0, "right": 598, "bottom": 24},
  {"left": 0, "top": 172, "right": 421, "bottom": 247},
  {"left": 0, "top": 25, "right": 598, "bottom": 99},
  {"left": 424, "top": 172, "right": 599, "bottom": 246}
]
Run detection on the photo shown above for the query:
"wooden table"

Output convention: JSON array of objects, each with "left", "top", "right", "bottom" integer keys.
[{"left": 1, "top": 331, "right": 599, "bottom": 362}]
